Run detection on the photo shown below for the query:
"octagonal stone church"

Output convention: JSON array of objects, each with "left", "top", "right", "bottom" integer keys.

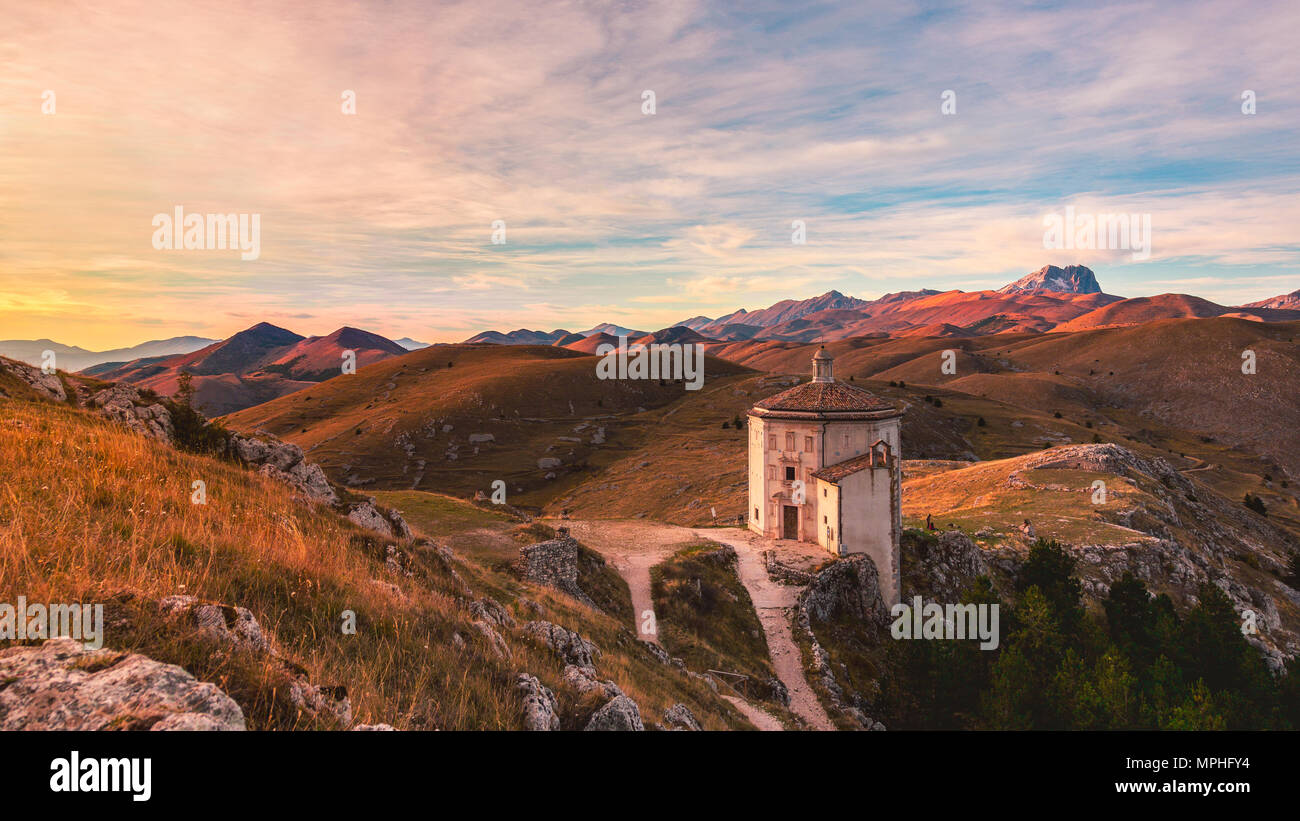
[{"left": 746, "top": 347, "right": 904, "bottom": 605}]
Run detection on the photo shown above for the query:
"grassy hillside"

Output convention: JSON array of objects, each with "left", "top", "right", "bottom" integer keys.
[
  {"left": 649, "top": 543, "right": 787, "bottom": 707},
  {"left": 223, "top": 343, "right": 751, "bottom": 508},
  {"left": 0, "top": 391, "right": 753, "bottom": 730}
]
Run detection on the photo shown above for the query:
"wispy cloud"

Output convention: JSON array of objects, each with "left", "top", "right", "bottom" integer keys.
[{"left": 1, "top": 0, "right": 1297, "bottom": 347}]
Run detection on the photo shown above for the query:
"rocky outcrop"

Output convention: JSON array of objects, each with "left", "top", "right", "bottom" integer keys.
[
  {"left": 994, "top": 444, "right": 1300, "bottom": 668},
  {"left": 799, "top": 554, "right": 890, "bottom": 627},
  {"left": 470, "top": 620, "right": 512, "bottom": 659},
  {"left": 229, "top": 433, "right": 338, "bottom": 504},
  {"left": 0, "top": 357, "right": 66, "bottom": 401},
  {"left": 347, "top": 500, "right": 392, "bottom": 536},
  {"left": 523, "top": 621, "right": 600, "bottom": 669},
  {"left": 663, "top": 703, "right": 701, "bottom": 731},
  {"left": 90, "top": 384, "right": 173, "bottom": 442},
  {"left": 517, "top": 674, "right": 560, "bottom": 731},
  {"left": 0, "top": 638, "right": 245, "bottom": 731},
  {"left": 518, "top": 532, "right": 597, "bottom": 608},
  {"left": 794, "top": 556, "right": 891, "bottom": 730},
  {"left": 584, "top": 695, "right": 644, "bottom": 731},
  {"left": 904, "top": 530, "right": 990, "bottom": 603}
]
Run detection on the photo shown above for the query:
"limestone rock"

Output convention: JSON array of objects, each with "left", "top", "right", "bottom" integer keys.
[
  {"left": 0, "top": 357, "right": 66, "bottom": 401},
  {"left": 0, "top": 638, "right": 245, "bottom": 731},
  {"left": 523, "top": 621, "right": 600, "bottom": 668},
  {"left": 288, "top": 680, "right": 351, "bottom": 727},
  {"left": 663, "top": 703, "right": 701, "bottom": 731},
  {"left": 466, "top": 596, "right": 516, "bottom": 629},
  {"left": 470, "top": 620, "right": 511, "bottom": 659},
  {"left": 90, "top": 384, "right": 174, "bottom": 442},
  {"left": 583, "top": 695, "right": 644, "bottom": 731},
  {"left": 159, "top": 595, "right": 272, "bottom": 655},
  {"left": 229, "top": 433, "right": 337, "bottom": 504},
  {"left": 517, "top": 674, "right": 560, "bottom": 731},
  {"left": 348, "top": 500, "right": 394, "bottom": 537},
  {"left": 562, "top": 664, "right": 623, "bottom": 700},
  {"left": 799, "top": 554, "right": 890, "bottom": 627}
]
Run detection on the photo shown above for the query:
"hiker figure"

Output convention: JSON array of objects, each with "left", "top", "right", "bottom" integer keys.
[{"left": 925, "top": 513, "right": 935, "bottom": 531}]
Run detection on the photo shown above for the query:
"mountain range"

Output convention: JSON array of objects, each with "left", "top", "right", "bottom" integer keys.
[
  {"left": 467, "top": 265, "right": 1300, "bottom": 347},
  {"left": 5, "top": 264, "right": 1296, "bottom": 418},
  {"left": 0, "top": 335, "right": 216, "bottom": 372}
]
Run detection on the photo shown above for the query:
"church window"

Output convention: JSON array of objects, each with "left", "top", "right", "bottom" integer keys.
[
  {"left": 769, "top": 435, "right": 776, "bottom": 450},
  {"left": 785, "top": 432, "right": 795, "bottom": 450},
  {"left": 804, "top": 436, "right": 813, "bottom": 452},
  {"left": 784, "top": 466, "right": 795, "bottom": 481}
]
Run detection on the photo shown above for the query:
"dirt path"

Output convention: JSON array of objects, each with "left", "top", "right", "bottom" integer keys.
[
  {"left": 560, "top": 519, "right": 788, "bottom": 730},
  {"left": 560, "top": 519, "right": 698, "bottom": 645},
  {"left": 721, "top": 695, "right": 784, "bottom": 731},
  {"left": 695, "top": 527, "right": 835, "bottom": 731},
  {"left": 1178, "top": 456, "right": 1216, "bottom": 473},
  {"left": 561, "top": 518, "right": 834, "bottom": 731}
]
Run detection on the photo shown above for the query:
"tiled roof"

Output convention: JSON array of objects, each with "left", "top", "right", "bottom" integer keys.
[
  {"left": 753, "top": 379, "right": 894, "bottom": 413},
  {"left": 811, "top": 450, "right": 886, "bottom": 482}
]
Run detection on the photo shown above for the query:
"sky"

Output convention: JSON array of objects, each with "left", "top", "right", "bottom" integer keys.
[{"left": 2, "top": 0, "right": 1298, "bottom": 349}]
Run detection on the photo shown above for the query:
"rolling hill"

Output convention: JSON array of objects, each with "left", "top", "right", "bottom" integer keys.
[{"left": 221, "top": 343, "right": 753, "bottom": 505}]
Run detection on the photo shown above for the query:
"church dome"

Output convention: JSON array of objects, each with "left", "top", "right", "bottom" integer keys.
[{"left": 749, "top": 347, "right": 900, "bottom": 420}]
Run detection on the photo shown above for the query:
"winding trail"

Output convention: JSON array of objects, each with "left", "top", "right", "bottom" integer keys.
[
  {"left": 562, "top": 518, "right": 834, "bottom": 731},
  {"left": 694, "top": 527, "right": 835, "bottom": 731}
]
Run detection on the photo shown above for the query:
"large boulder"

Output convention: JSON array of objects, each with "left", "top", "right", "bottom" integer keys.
[
  {"left": 583, "top": 695, "right": 644, "bottom": 731},
  {"left": 0, "top": 638, "right": 245, "bottom": 731}
]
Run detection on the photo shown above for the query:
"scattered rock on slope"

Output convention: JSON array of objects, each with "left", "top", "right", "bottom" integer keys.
[
  {"left": 523, "top": 621, "right": 601, "bottom": 669},
  {"left": 517, "top": 674, "right": 560, "bottom": 731},
  {"left": 662, "top": 703, "right": 701, "bottom": 731}
]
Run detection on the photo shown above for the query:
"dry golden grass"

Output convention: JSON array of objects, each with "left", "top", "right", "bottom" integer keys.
[{"left": 0, "top": 396, "right": 750, "bottom": 730}]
